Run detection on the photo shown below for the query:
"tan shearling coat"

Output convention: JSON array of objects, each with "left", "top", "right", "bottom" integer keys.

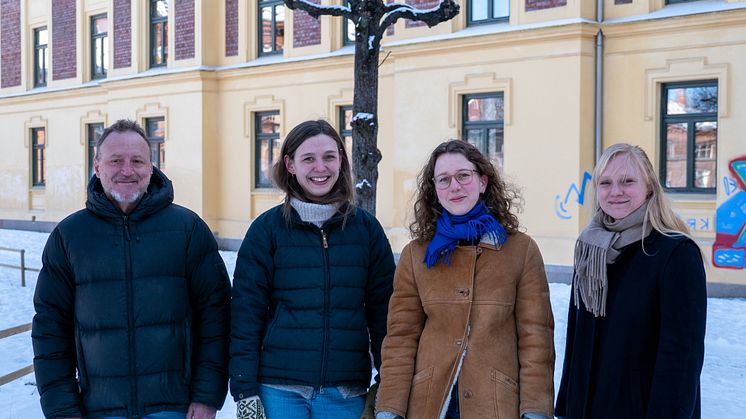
[{"left": 376, "top": 233, "right": 555, "bottom": 419}]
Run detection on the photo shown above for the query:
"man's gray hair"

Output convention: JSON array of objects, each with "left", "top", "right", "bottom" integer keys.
[{"left": 95, "top": 119, "right": 150, "bottom": 160}]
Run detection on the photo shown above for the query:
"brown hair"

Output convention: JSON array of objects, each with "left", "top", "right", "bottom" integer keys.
[
  {"left": 410, "top": 140, "right": 522, "bottom": 242},
  {"left": 272, "top": 120, "right": 354, "bottom": 221},
  {"left": 95, "top": 119, "right": 150, "bottom": 159}
]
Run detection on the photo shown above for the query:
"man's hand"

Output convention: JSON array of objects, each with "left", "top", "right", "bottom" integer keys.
[{"left": 187, "top": 402, "right": 217, "bottom": 419}]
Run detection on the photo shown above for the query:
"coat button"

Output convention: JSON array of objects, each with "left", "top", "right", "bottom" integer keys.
[
  {"left": 464, "top": 390, "right": 473, "bottom": 398},
  {"left": 476, "top": 247, "right": 483, "bottom": 255},
  {"left": 455, "top": 339, "right": 462, "bottom": 346}
]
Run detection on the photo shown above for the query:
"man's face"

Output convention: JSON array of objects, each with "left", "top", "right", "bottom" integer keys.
[{"left": 94, "top": 131, "right": 153, "bottom": 214}]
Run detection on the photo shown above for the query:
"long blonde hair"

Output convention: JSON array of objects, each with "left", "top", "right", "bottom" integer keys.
[{"left": 592, "top": 143, "right": 692, "bottom": 239}]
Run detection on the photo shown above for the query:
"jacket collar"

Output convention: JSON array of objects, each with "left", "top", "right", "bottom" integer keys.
[{"left": 86, "top": 166, "right": 174, "bottom": 221}]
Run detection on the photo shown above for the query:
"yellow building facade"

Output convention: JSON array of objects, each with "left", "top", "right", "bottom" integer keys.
[{"left": 1, "top": 0, "right": 745, "bottom": 288}]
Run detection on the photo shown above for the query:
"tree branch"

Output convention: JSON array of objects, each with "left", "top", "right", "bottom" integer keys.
[
  {"left": 379, "top": 0, "right": 459, "bottom": 34},
  {"left": 283, "top": 0, "right": 353, "bottom": 20}
]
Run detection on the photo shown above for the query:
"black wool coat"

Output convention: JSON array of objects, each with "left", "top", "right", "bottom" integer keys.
[
  {"left": 32, "top": 168, "right": 231, "bottom": 418},
  {"left": 229, "top": 204, "right": 395, "bottom": 401},
  {"left": 555, "top": 230, "right": 707, "bottom": 419}
]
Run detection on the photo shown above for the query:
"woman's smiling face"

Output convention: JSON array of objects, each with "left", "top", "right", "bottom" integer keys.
[
  {"left": 433, "top": 152, "right": 487, "bottom": 216},
  {"left": 596, "top": 154, "right": 650, "bottom": 220},
  {"left": 284, "top": 134, "right": 341, "bottom": 201}
]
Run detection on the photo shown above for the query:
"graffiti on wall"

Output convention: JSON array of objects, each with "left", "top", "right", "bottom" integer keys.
[
  {"left": 713, "top": 156, "right": 746, "bottom": 270},
  {"left": 685, "top": 216, "right": 713, "bottom": 232},
  {"left": 555, "top": 171, "right": 592, "bottom": 220},
  {"left": 723, "top": 176, "right": 738, "bottom": 196}
]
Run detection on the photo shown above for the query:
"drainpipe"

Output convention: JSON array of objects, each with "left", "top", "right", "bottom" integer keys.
[{"left": 595, "top": 0, "right": 604, "bottom": 163}]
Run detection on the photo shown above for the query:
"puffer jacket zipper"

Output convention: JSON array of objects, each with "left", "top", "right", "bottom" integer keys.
[
  {"left": 318, "top": 227, "right": 330, "bottom": 391},
  {"left": 123, "top": 215, "right": 140, "bottom": 417}
]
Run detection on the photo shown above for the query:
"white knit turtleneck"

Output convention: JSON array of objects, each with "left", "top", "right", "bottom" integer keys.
[{"left": 290, "top": 198, "right": 338, "bottom": 227}]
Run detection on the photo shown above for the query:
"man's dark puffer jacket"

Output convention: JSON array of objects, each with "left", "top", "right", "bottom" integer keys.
[
  {"left": 229, "top": 204, "right": 395, "bottom": 401},
  {"left": 32, "top": 167, "right": 231, "bottom": 418}
]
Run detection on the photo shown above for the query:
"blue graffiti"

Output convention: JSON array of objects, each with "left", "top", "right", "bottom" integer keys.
[
  {"left": 716, "top": 191, "right": 746, "bottom": 237},
  {"left": 686, "top": 217, "right": 711, "bottom": 231},
  {"left": 713, "top": 248, "right": 745, "bottom": 269},
  {"left": 555, "top": 171, "right": 592, "bottom": 220},
  {"left": 724, "top": 176, "right": 738, "bottom": 196}
]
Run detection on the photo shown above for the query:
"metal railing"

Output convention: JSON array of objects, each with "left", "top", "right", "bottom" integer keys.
[
  {"left": 0, "top": 246, "right": 40, "bottom": 287},
  {"left": 0, "top": 323, "right": 34, "bottom": 386}
]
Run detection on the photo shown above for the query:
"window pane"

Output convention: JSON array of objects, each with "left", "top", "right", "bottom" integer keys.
[
  {"left": 272, "top": 137, "right": 282, "bottom": 170},
  {"left": 666, "top": 85, "right": 718, "bottom": 115},
  {"left": 344, "top": 135, "right": 353, "bottom": 157},
  {"left": 88, "top": 124, "right": 103, "bottom": 180},
  {"left": 102, "top": 38, "right": 109, "bottom": 73},
  {"left": 93, "top": 16, "right": 108, "bottom": 35},
  {"left": 493, "top": 0, "right": 509, "bottom": 18},
  {"left": 694, "top": 121, "right": 717, "bottom": 188},
  {"left": 35, "top": 129, "right": 45, "bottom": 146},
  {"left": 153, "top": 23, "right": 164, "bottom": 64},
  {"left": 343, "top": 108, "right": 353, "bottom": 131},
  {"left": 260, "top": 114, "right": 280, "bottom": 134},
  {"left": 665, "top": 122, "right": 688, "bottom": 188},
  {"left": 159, "top": 142, "right": 166, "bottom": 171},
  {"left": 346, "top": 19, "right": 355, "bottom": 43},
  {"left": 36, "top": 49, "right": 45, "bottom": 83},
  {"left": 154, "top": 0, "right": 169, "bottom": 17},
  {"left": 95, "top": 38, "right": 106, "bottom": 74},
  {"left": 471, "top": 0, "right": 488, "bottom": 21},
  {"left": 258, "top": 139, "right": 271, "bottom": 186},
  {"left": 467, "top": 96, "right": 504, "bottom": 121},
  {"left": 488, "top": 127, "right": 504, "bottom": 171},
  {"left": 147, "top": 118, "right": 166, "bottom": 138},
  {"left": 275, "top": 6, "right": 285, "bottom": 52},
  {"left": 262, "top": 6, "right": 273, "bottom": 53},
  {"left": 38, "top": 28, "right": 48, "bottom": 45},
  {"left": 33, "top": 129, "right": 46, "bottom": 186},
  {"left": 466, "top": 129, "right": 483, "bottom": 151}
]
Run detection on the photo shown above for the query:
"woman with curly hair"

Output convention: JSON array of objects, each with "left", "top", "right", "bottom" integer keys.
[{"left": 375, "top": 140, "right": 555, "bottom": 419}]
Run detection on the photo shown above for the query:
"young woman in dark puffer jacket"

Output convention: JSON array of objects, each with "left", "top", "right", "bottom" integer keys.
[{"left": 229, "top": 120, "right": 395, "bottom": 419}]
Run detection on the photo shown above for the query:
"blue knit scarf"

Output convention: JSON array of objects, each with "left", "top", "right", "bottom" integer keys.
[{"left": 424, "top": 201, "right": 507, "bottom": 268}]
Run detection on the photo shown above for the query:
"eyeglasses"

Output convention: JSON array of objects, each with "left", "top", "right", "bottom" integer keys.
[{"left": 433, "top": 169, "right": 479, "bottom": 190}]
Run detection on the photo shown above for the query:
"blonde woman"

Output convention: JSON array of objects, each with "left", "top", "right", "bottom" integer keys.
[{"left": 555, "top": 143, "right": 707, "bottom": 419}]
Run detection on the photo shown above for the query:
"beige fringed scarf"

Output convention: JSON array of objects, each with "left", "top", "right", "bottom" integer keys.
[{"left": 573, "top": 201, "right": 652, "bottom": 317}]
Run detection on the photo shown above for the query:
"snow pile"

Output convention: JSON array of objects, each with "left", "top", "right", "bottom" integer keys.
[{"left": 0, "top": 229, "right": 743, "bottom": 418}]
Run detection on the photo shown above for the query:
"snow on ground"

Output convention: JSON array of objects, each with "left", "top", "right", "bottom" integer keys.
[{"left": 0, "top": 228, "right": 744, "bottom": 418}]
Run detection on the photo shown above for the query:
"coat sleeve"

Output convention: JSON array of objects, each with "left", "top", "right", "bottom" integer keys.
[
  {"left": 515, "top": 237, "right": 555, "bottom": 417},
  {"left": 554, "top": 283, "right": 577, "bottom": 418},
  {"left": 186, "top": 217, "right": 232, "bottom": 409},
  {"left": 364, "top": 215, "right": 396, "bottom": 378},
  {"left": 645, "top": 240, "right": 707, "bottom": 418},
  {"left": 229, "top": 216, "right": 275, "bottom": 401},
  {"left": 32, "top": 228, "right": 85, "bottom": 418},
  {"left": 375, "top": 244, "right": 425, "bottom": 418}
]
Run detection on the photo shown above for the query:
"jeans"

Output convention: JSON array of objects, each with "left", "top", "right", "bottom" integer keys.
[
  {"left": 260, "top": 384, "right": 365, "bottom": 419},
  {"left": 101, "top": 412, "right": 185, "bottom": 419}
]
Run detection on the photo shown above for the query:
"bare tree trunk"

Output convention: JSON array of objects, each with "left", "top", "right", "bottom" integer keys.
[{"left": 351, "top": 12, "right": 382, "bottom": 215}]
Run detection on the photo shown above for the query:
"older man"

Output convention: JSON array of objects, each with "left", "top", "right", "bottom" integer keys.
[{"left": 32, "top": 119, "right": 230, "bottom": 419}]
